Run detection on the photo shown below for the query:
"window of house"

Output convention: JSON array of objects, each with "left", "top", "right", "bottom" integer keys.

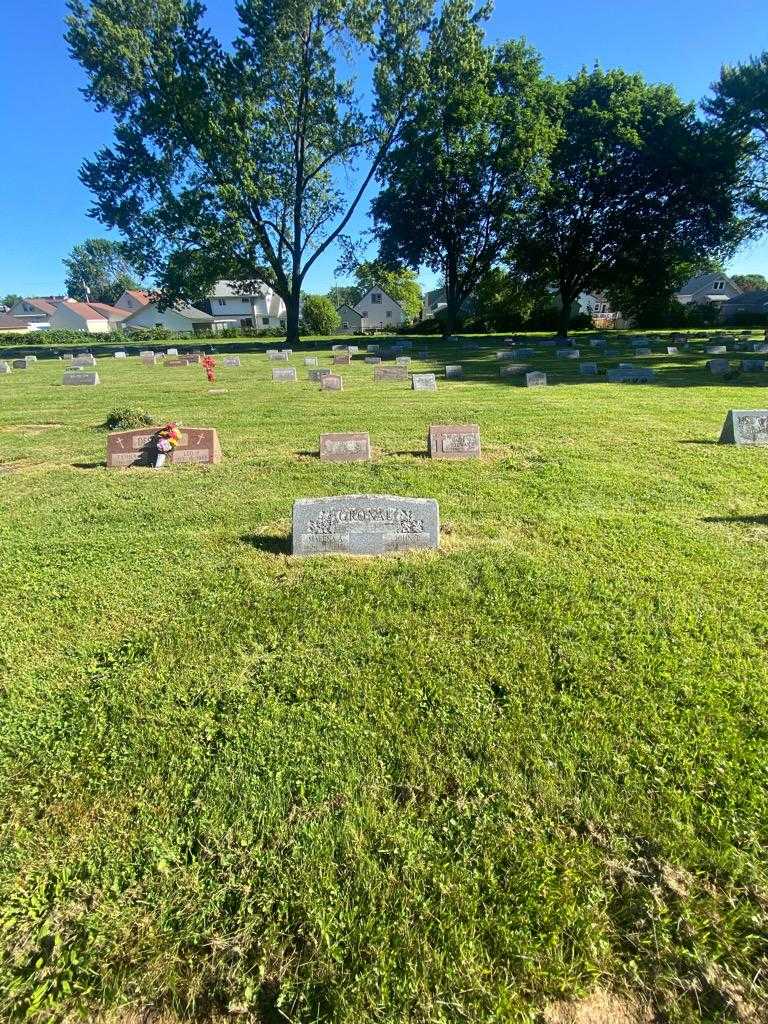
[
  {"left": 371, "top": 293, "right": 382, "bottom": 304},
  {"left": 218, "top": 298, "right": 226, "bottom": 306},
  {"left": 262, "top": 316, "right": 270, "bottom": 325},
  {"left": 342, "top": 321, "right": 349, "bottom": 329},
  {"left": 386, "top": 310, "right": 392, "bottom": 318}
]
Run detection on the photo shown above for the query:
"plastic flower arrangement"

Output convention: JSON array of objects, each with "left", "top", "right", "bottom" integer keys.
[
  {"left": 154, "top": 422, "right": 181, "bottom": 467},
  {"left": 201, "top": 355, "right": 216, "bottom": 383}
]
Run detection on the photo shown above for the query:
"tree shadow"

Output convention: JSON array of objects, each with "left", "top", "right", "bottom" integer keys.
[
  {"left": 240, "top": 533, "right": 292, "bottom": 554},
  {"left": 702, "top": 514, "right": 768, "bottom": 526}
]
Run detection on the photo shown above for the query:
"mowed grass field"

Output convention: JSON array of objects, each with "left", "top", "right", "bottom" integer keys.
[{"left": 1, "top": 334, "right": 767, "bottom": 1024}]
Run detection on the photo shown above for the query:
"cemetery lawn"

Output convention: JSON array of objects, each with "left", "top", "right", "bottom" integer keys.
[{"left": 1, "top": 335, "right": 767, "bottom": 1024}]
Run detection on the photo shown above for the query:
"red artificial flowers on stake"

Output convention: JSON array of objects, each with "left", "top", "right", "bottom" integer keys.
[{"left": 201, "top": 355, "right": 216, "bottom": 383}]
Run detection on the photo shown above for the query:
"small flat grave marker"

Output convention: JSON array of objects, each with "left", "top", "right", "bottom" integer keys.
[
  {"left": 167, "top": 347, "right": 179, "bottom": 356},
  {"left": 319, "top": 432, "right": 370, "bottom": 462},
  {"left": 308, "top": 368, "right": 331, "bottom": 382},
  {"left": 72, "top": 355, "right": 96, "bottom": 368},
  {"left": 223, "top": 356, "right": 241, "bottom": 367},
  {"left": 396, "top": 356, "right": 411, "bottom": 366},
  {"left": 707, "top": 345, "right": 728, "bottom": 355},
  {"left": 365, "top": 356, "right": 382, "bottom": 364},
  {"left": 292, "top": 494, "right": 439, "bottom": 555},
  {"left": 742, "top": 359, "right": 765, "bottom": 372},
  {"left": 579, "top": 362, "right": 598, "bottom": 375},
  {"left": 708, "top": 358, "right": 730, "bottom": 375},
  {"left": 304, "top": 356, "right": 318, "bottom": 366},
  {"left": 114, "top": 351, "right": 128, "bottom": 359},
  {"left": 334, "top": 354, "right": 351, "bottom": 365},
  {"left": 321, "top": 374, "right": 343, "bottom": 391},
  {"left": 272, "top": 367, "right": 297, "bottom": 382},
  {"left": 412, "top": 372, "right": 437, "bottom": 391},
  {"left": 719, "top": 410, "right": 768, "bottom": 446},
  {"left": 428, "top": 424, "right": 480, "bottom": 460},
  {"left": 607, "top": 367, "right": 656, "bottom": 383},
  {"left": 500, "top": 363, "right": 530, "bottom": 377},
  {"left": 557, "top": 349, "right": 579, "bottom": 359},
  {"left": 445, "top": 364, "right": 464, "bottom": 379},
  {"left": 525, "top": 371, "right": 547, "bottom": 387},
  {"left": 667, "top": 346, "right": 679, "bottom": 355},
  {"left": 374, "top": 366, "right": 408, "bottom": 382}
]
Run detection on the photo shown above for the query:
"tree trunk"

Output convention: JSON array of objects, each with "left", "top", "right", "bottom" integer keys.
[
  {"left": 285, "top": 292, "right": 301, "bottom": 348},
  {"left": 558, "top": 291, "right": 574, "bottom": 338},
  {"left": 444, "top": 252, "right": 460, "bottom": 338}
]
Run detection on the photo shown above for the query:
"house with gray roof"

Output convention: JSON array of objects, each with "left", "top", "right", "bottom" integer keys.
[
  {"left": 674, "top": 272, "right": 742, "bottom": 307},
  {"left": 721, "top": 290, "right": 768, "bottom": 321}
]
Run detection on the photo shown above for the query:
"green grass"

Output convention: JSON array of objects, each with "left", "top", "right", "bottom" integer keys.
[{"left": 1, "top": 334, "right": 767, "bottom": 1023}]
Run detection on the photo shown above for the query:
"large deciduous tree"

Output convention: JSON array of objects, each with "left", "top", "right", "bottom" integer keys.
[
  {"left": 63, "top": 238, "right": 140, "bottom": 304},
  {"left": 371, "top": 0, "right": 555, "bottom": 336},
  {"left": 705, "top": 53, "right": 768, "bottom": 227},
  {"left": 518, "top": 68, "right": 746, "bottom": 336},
  {"left": 66, "top": 0, "right": 432, "bottom": 347}
]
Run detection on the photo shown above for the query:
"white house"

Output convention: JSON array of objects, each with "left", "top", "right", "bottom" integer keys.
[
  {"left": 8, "top": 297, "right": 61, "bottom": 324},
  {"left": 674, "top": 272, "right": 742, "bottom": 307},
  {"left": 336, "top": 285, "right": 407, "bottom": 333},
  {"left": 354, "top": 286, "right": 406, "bottom": 331},
  {"left": 122, "top": 301, "right": 215, "bottom": 334},
  {"left": 337, "top": 304, "right": 364, "bottom": 334},
  {"left": 202, "top": 280, "right": 287, "bottom": 330},
  {"left": 115, "top": 289, "right": 152, "bottom": 312},
  {"left": 577, "top": 292, "right": 626, "bottom": 328},
  {"left": 50, "top": 300, "right": 124, "bottom": 333}
]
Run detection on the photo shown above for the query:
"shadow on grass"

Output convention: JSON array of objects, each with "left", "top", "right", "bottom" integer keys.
[
  {"left": 295, "top": 450, "right": 319, "bottom": 458},
  {"left": 389, "top": 449, "right": 429, "bottom": 458},
  {"left": 240, "top": 533, "right": 292, "bottom": 555},
  {"left": 677, "top": 440, "right": 719, "bottom": 446},
  {"left": 702, "top": 514, "right": 768, "bottom": 526},
  {"left": 72, "top": 461, "right": 106, "bottom": 469}
]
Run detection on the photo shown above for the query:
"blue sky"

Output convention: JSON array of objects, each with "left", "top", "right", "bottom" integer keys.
[{"left": 0, "top": 0, "right": 766, "bottom": 299}]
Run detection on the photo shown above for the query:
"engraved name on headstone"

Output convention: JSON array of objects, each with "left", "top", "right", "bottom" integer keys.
[
  {"left": 525, "top": 371, "right": 547, "bottom": 387},
  {"left": 319, "top": 432, "right": 370, "bottom": 462},
  {"left": 308, "top": 368, "right": 332, "bottom": 382},
  {"left": 428, "top": 424, "right": 480, "bottom": 460},
  {"left": 719, "top": 409, "right": 768, "bottom": 446},
  {"left": 412, "top": 372, "right": 437, "bottom": 391},
  {"left": 292, "top": 494, "right": 439, "bottom": 555},
  {"left": 445, "top": 364, "right": 464, "bottom": 379},
  {"left": 106, "top": 426, "right": 221, "bottom": 467}
]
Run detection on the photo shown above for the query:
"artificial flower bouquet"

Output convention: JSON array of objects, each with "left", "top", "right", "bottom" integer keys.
[
  {"left": 154, "top": 422, "right": 182, "bottom": 467},
  {"left": 201, "top": 355, "right": 216, "bottom": 383}
]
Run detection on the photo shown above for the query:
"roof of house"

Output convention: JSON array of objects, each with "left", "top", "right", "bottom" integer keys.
[
  {"left": 59, "top": 301, "right": 109, "bottom": 321},
  {"left": 676, "top": 272, "right": 740, "bottom": 297},
  {"left": 723, "top": 290, "right": 768, "bottom": 309},
  {"left": 209, "top": 280, "right": 270, "bottom": 299},
  {"left": 89, "top": 303, "right": 131, "bottom": 320},
  {"left": 21, "top": 298, "right": 58, "bottom": 315},
  {"left": 123, "top": 289, "right": 152, "bottom": 305},
  {"left": 0, "top": 314, "right": 32, "bottom": 330},
  {"left": 124, "top": 302, "right": 214, "bottom": 322},
  {"left": 354, "top": 285, "right": 406, "bottom": 313},
  {"left": 337, "top": 304, "right": 363, "bottom": 317}
]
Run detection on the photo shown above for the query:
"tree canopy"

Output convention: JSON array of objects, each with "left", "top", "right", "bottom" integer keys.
[
  {"left": 63, "top": 238, "right": 140, "bottom": 305},
  {"left": 300, "top": 293, "right": 341, "bottom": 335},
  {"left": 517, "top": 68, "right": 746, "bottom": 334},
  {"left": 732, "top": 273, "right": 768, "bottom": 292},
  {"left": 705, "top": 52, "right": 768, "bottom": 227},
  {"left": 372, "top": 0, "right": 555, "bottom": 334},
  {"left": 66, "top": 0, "right": 432, "bottom": 345}
]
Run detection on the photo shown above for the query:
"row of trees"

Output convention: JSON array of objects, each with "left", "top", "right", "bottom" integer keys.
[{"left": 66, "top": 0, "right": 768, "bottom": 342}]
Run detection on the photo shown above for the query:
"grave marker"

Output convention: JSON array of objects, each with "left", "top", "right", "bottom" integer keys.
[
  {"left": 73, "top": 355, "right": 96, "bottom": 367},
  {"left": 223, "top": 356, "right": 241, "bottom": 367},
  {"left": 719, "top": 410, "right": 768, "bottom": 446},
  {"left": 319, "top": 432, "right": 370, "bottom": 462},
  {"left": 557, "top": 349, "right": 580, "bottom": 359},
  {"left": 308, "top": 368, "right": 331, "bottom": 382},
  {"left": 107, "top": 426, "right": 221, "bottom": 467},
  {"left": 445, "top": 364, "right": 464, "bottom": 379},
  {"left": 428, "top": 424, "right": 480, "bottom": 459},
  {"left": 292, "top": 494, "right": 439, "bottom": 555},
  {"left": 708, "top": 358, "right": 730, "bottom": 375},
  {"left": 607, "top": 367, "right": 656, "bottom": 383},
  {"left": 63, "top": 371, "right": 100, "bottom": 386},
  {"left": 741, "top": 359, "right": 765, "bottom": 372},
  {"left": 334, "top": 354, "right": 351, "bottom": 365},
  {"left": 272, "top": 367, "right": 297, "bottom": 382},
  {"left": 525, "top": 371, "right": 547, "bottom": 387},
  {"left": 374, "top": 366, "right": 408, "bottom": 381},
  {"left": 321, "top": 374, "right": 343, "bottom": 391},
  {"left": 304, "top": 356, "right": 318, "bottom": 366},
  {"left": 412, "top": 372, "right": 437, "bottom": 391},
  {"left": 579, "top": 362, "right": 598, "bottom": 375},
  {"left": 500, "top": 363, "right": 530, "bottom": 377},
  {"left": 114, "top": 351, "right": 128, "bottom": 359}
]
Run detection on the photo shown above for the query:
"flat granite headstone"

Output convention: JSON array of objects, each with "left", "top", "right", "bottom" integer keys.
[
  {"left": 707, "top": 345, "right": 728, "bottom": 355},
  {"left": 607, "top": 367, "right": 656, "bottom": 383},
  {"left": 107, "top": 426, "right": 222, "bottom": 467},
  {"left": 308, "top": 368, "right": 331, "bottom": 382},
  {"left": 708, "top": 358, "right": 730, "bottom": 375},
  {"left": 579, "top": 362, "right": 598, "bottom": 375},
  {"left": 223, "top": 356, "right": 241, "bottom": 367},
  {"left": 63, "top": 371, "right": 99, "bottom": 386},
  {"left": 365, "top": 356, "right": 382, "bottom": 364},
  {"left": 497, "top": 351, "right": 516, "bottom": 360},
  {"left": 319, "top": 432, "right": 370, "bottom": 462},
  {"left": 321, "top": 374, "right": 343, "bottom": 391},
  {"left": 634, "top": 347, "right": 651, "bottom": 356},
  {"left": 73, "top": 355, "right": 96, "bottom": 368},
  {"left": 719, "top": 409, "right": 768, "bottom": 446},
  {"left": 114, "top": 351, "right": 128, "bottom": 359},
  {"left": 396, "top": 356, "right": 411, "bottom": 366},
  {"left": 270, "top": 351, "right": 289, "bottom": 361},
  {"left": 445, "top": 364, "right": 464, "bottom": 379},
  {"left": 367, "top": 344, "right": 380, "bottom": 353},
  {"left": 167, "top": 347, "right": 179, "bottom": 356},
  {"left": 334, "top": 354, "right": 351, "bottom": 365},
  {"left": 140, "top": 350, "right": 155, "bottom": 358},
  {"left": 412, "top": 372, "right": 437, "bottom": 391},
  {"left": 500, "top": 363, "right": 530, "bottom": 377},
  {"left": 0, "top": 361, "right": 11, "bottom": 374},
  {"left": 164, "top": 358, "right": 189, "bottom": 367},
  {"left": 667, "top": 346, "right": 679, "bottom": 355},
  {"left": 525, "top": 371, "right": 547, "bottom": 387},
  {"left": 304, "top": 356, "right": 318, "bottom": 366},
  {"left": 374, "top": 366, "right": 408, "bottom": 382},
  {"left": 741, "top": 359, "right": 765, "bottom": 372},
  {"left": 428, "top": 424, "right": 480, "bottom": 459},
  {"left": 515, "top": 347, "right": 536, "bottom": 358},
  {"left": 331, "top": 344, "right": 346, "bottom": 351},
  {"left": 11, "top": 359, "right": 29, "bottom": 369},
  {"left": 292, "top": 494, "right": 439, "bottom": 556},
  {"left": 141, "top": 354, "right": 161, "bottom": 365},
  {"left": 273, "top": 367, "right": 297, "bottom": 382},
  {"left": 557, "top": 349, "right": 580, "bottom": 359}
]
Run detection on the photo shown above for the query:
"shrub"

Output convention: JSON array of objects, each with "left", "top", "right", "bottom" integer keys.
[
  {"left": 300, "top": 294, "right": 341, "bottom": 335},
  {"left": 102, "top": 407, "right": 154, "bottom": 431}
]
